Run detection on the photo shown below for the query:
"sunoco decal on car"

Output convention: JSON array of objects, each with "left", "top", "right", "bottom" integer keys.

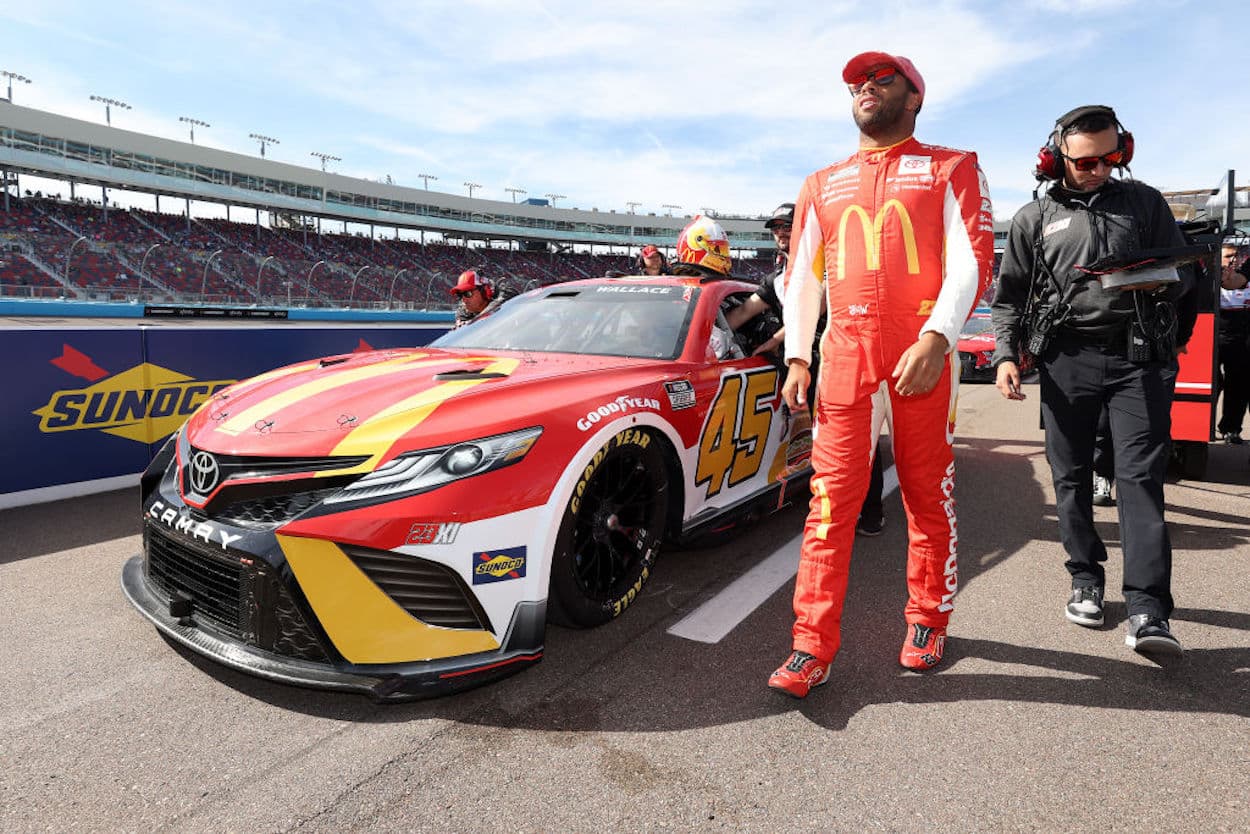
[
  {"left": 472, "top": 546, "right": 527, "bottom": 584},
  {"left": 577, "top": 395, "right": 661, "bottom": 431},
  {"left": 33, "top": 344, "right": 234, "bottom": 444},
  {"left": 664, "top": 380, "right": 696, "bottom": 410}
]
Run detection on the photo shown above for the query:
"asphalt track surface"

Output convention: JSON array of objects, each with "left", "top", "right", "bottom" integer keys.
[{"left": 3, "top": 382, "right": 1249, "bottom": 832}]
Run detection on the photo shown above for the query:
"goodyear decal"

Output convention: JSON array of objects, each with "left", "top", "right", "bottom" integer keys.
[
  {"left": 472, "top": 546, "right": 527, "bottom": 585},
  {"left": 33, "top": 345, "right": 234, "bottom": 444}
]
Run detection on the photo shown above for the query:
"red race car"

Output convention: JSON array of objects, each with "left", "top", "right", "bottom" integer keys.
[
  {"left": 957, "top": 311, "right": 1033, "bottom": 382},
  {"left": 123, "top": 275, "right": 813, "bottom": 699}
]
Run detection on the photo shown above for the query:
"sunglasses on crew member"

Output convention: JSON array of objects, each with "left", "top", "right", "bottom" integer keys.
[
  {"left": 1065, "top": 149, "right": 1127, "bottom": 172},
  {"left": 847, "top": 68, "right": 898, "bottom": 95},
  {"left": 453, "top": 289, "right": 477, "bottom": 298}
]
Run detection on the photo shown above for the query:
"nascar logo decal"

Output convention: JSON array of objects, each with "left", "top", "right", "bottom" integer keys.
[
  {"left": 472, "top": 546, "right": 527, "bottom": 584},
  {"left": 33, "top": 345, "right": 235, "bottom": 444}
]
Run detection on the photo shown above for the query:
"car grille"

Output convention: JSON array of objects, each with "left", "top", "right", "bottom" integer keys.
[
  {"left": 343, "top": 545, "right": 493, "bottom": 632},
  {"left": 144, "top": 524, "right": 330, "bottom": 662},
  {"left": 146, "top": 525, "right": 245, "bottom": 639},
  {"left": 213, "top": 487, "right": 343, "bottom": 528}
]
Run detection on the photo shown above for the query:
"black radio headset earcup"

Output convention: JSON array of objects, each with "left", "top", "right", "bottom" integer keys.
[{"left": 1034, "top": 105, "right": 1131, "bottom": 181}]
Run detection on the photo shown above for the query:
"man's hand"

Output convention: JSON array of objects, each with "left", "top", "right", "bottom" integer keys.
[
  {"left": 995, "top": 361, "right": 1026, "bottom": 400},
  {"left": 752, "top": 329, "right": 784, "bottom": 356},
  {"left": 892, "top": 331, "right": 948, "bottom": 397},
  {"left": 782, "top": 359, "right": 810, "bottom": 410}
]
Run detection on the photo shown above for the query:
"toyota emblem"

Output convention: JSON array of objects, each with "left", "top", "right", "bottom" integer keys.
[{"left": 189, "top": 451, "right": 221, "bottom": 495}]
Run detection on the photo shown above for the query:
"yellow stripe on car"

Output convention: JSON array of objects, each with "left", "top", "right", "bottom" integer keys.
[
  {"left": 329, "top": 358, "right": 520, "bottom": 464},
  {"left": 278, "top": 534, "right": 499, "bottom": 664},
  {"left": 214, "top": 353, "right": 431, "bottom": 436}
]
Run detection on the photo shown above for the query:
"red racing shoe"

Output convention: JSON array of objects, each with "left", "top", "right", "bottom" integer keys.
[
  {"left": 899, "top": 624, "right": 946, "bottom": 671},
  {"left": 768, "top": 650, "right": 831, "bottom": 698}
]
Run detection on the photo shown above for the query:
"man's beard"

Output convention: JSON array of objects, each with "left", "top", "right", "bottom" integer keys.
[{"left": 853, "top": 95, "right": 906, "bottom": 137}]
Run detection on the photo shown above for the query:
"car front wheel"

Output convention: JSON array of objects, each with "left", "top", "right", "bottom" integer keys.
[{"left": 548, "top": 429, "right": 669, "bottom": 628}]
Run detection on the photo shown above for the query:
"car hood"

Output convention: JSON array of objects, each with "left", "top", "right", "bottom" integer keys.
[{"left": 183, "top": 347, "right": 674, "bottom": 459}]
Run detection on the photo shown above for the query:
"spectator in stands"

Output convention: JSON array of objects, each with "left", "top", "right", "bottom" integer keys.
[
  {"left": 1218, "top": 242, "right": 1250, "bottom": 444},
  {"left": 452, "top": 269, "right": 515, "bottom": 329},
  {"left": 637, "top": 244, "right": 669, "bottom": 276}
]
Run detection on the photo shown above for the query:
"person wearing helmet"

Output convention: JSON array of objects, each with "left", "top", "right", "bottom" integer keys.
[
  {"left": 451, "top": 269, "right": 515, "bottom": 328},
  {"left": 672, "top": 214, "right": 733, "bottom": 279},
  {"left": 769, "top": 51, "right": 995, "bottom": 698},
  {"left": 671, "top": 215, "right": 740, "bottom": 360}
]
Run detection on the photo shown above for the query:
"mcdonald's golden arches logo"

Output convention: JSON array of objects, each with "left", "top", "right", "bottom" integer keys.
[{"left": 836, "top": 200, "right": 920, "bottom": 282}]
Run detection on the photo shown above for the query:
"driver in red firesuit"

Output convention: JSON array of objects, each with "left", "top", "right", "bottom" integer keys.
[{"left": 769, "top": 52, "right": 995, "bottom": 698}]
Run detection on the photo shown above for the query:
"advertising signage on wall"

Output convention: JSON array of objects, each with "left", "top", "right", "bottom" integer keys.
[{"left": 1, "top": 324, "right": 448, "bottom": 506}]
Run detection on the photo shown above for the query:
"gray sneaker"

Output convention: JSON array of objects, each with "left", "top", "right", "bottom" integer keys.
[
  {"left": 1065, "top": 586, "right": 1104, "bottom": 627},
  {"left": 1125, "top": 614, "right": 1183, "bottom": 657},
  {"left": 1092, "top": 474, "right": 1114, "bottom": 507}
]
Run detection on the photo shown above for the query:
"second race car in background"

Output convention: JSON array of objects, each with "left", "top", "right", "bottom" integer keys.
[{"left": 957, "top": 312, "right": 1033, "bottom": 382}]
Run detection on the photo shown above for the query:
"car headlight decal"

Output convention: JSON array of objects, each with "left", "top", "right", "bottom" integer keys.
[{"left": 324, "top": 426, "right": 542, "bottom": 505}]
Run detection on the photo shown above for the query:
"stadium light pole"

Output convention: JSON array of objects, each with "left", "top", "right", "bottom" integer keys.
[
  {"left": 178, "top": 116, "right": 209, "bottom": 143},
  {"left": 505, "top": 187, "right": 526, "bottom": 203},
  {"left": 140, "top": 243, "right": 163, "bottom": 296},
  {"left": 201, "top": 249, "right": 223, "bottom": 297},
  {"left": 90, "top": 95, "right": 131, "bottom": 126},
  {"left": 662, "top": 203, "right": 681, "bottom": 216},
  {"left": 2, "top": 71, "right": 31, "bottom": 103},
  {"left": 463, "top": 181, "right": 482, "bottom": 198},
  {"left": 257, "top": 255, "right": 276, "bottom": 296},
  {"left": 249, "top": 133, "right": 280, "bottom": 158},
  {"left": 349, "top": 265, "right": 370, "bottom": 305},
  {"left": 388, "top": 268, "right": 410, "bottom": 307},
  {"left": 64, "top": 235, "right": 88, "bottom": 285},
  {"left": 307, "top": 260, "right": 327, "bottom": 300},
  {"left": 700, "top": 207, "right": 717, "bottom": 216},
  {"left": 625, "top": 201, "right": 641, "bottom": 214},
  {"left": 545, "top": 193, "right": 566, "bottom": 207},
  {"left": 417, "top": 173, "right": 437, "bottom": 190},
  {"left": 311, "top": 152, "right": 341, "bottom": 172}
]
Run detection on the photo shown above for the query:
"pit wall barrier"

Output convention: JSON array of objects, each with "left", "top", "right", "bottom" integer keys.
[{"left": 2, "top": 314, "right": 453, "bottom": 509}]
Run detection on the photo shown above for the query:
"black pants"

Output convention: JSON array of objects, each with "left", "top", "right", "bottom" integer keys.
[
  {"left": 859, "top": 443, "right": 885, "bottom": 522},
  {"left": 1039, "top": 336, "right": 1176, "bottom": 618},
  {"left": 1217, "top": 310, "right": 1250, "bottom": 435}
]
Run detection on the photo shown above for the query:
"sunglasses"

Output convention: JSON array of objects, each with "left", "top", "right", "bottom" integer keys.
[
  {"left": 1065, "top": 149, "right": 1126, "bottom": 172},
  {"left": 454, "top": 289, "right": 477, "bottom": 298},
  {"left": 847, "top": 68, "right": 898, "bottom": 95}
]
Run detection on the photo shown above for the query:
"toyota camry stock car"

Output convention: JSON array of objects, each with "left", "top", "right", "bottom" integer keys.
[
  {"left": 122, "top": 275, "right": 814, "bottom": 700},
  {"left": 956, "top": 311, "right": 1034, "bottom": 382}
]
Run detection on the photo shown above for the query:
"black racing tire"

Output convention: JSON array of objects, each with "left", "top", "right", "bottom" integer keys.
[{"left": 548, "top": 428, "right": 669, "bottom": 628}]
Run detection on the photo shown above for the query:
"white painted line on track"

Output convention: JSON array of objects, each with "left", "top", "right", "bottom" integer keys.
[{"left": 668, "top": 464, "right": 898, "bottom": 644}]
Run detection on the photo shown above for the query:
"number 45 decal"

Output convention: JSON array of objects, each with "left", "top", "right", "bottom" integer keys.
[{"left": 695, "top": 367, "right": 780, "bottom": 498}]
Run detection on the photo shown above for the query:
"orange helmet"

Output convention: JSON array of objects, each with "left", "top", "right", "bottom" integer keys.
[{"left": 676, "top": 215, "right": 732, "bottom": 276}]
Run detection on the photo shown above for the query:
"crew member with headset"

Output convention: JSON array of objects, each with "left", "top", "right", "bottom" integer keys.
[
  {"left": 451, "top": 269, "right": 514, "bottom": 328},
  {"left": 991, "top": 105, "right": 1190, "bottom": 656}
]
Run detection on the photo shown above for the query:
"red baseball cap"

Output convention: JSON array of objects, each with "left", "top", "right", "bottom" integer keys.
[
  {"left": 450, "top": 269, "right": 487, "bottom": 294},
  {"left": 842, "top": 51, "right": 925, "bottom": 106},
  {"left": 640, "top": 244, "right": 659, "bottom": 258}
]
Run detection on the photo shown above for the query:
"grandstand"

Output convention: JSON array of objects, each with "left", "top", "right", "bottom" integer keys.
[{"left": 0, "top": 103, "right": 775, "bottom": 308}]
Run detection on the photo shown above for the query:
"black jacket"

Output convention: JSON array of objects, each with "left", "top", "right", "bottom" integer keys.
[{"left": 991, "top": 178, "right": 1187, "bottom": 365}]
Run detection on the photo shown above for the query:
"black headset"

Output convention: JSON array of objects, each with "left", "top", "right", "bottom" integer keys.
[{"left": 1034, "top": 105, "right": 1134, "bottom": 182}]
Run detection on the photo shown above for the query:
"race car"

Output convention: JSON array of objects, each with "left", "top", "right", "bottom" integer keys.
[
  {"left": 957, "top": 312, "right": 1033, "bottom": 382},
  {"left": 122, "top": 275, "right": 814, "bottom": 700}
]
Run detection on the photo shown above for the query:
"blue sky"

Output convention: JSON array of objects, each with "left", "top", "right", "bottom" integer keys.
[{"left": 1, "top": 0, "right": 1245, "bottom": 221}]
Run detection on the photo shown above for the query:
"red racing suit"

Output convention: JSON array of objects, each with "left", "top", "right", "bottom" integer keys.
[{"left": 782, "top": 136, "right": 995, "bottom": 662}]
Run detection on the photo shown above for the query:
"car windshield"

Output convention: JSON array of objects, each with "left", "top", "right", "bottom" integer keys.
[
  {"left": 960, "top": 317, "right": 994, "bottom": 338},
  {"left": 433, "top": 282, "right": 699, "bottom": 359}
]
